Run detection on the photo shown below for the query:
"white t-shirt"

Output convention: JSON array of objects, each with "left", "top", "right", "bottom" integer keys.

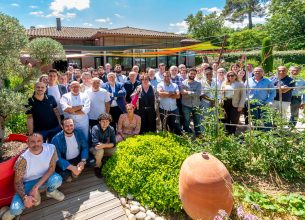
[
  {"left": 48, "top": 85, "right": 62, "bottom": 114},
  {"left": 86, "top": 88, "right": 111, "bottom": 120},
  {"left": 65, "top": 134, "right": 80, "bottom": 160},
  {"left": 224, "top": 84, "right": 235, "bottom": 98}
]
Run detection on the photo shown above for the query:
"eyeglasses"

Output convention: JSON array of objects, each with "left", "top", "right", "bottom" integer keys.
[
  {"left": 227, "top": 75, "right": 235, "bottom": 77},
  {"left": 141, "top": 78, "right": 149, "bottom": 81}
]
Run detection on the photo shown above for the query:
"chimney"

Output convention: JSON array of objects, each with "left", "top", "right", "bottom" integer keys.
[{"left": 56, "top": 17, "right": 62, "bottom": 31}]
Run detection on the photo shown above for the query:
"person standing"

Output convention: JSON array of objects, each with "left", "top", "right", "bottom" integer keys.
[
  {"left": 221, "top": 71, "right": 246, "bottom": 134},
  {"left": 155, "top": 63, "right": 166, "bottom": 83},
  {"left": 114, "top": 64, "right": 127, "bottom": 83},
  {"left": 124, "top": 71, "right": 141, "bottom": 103},
  {"left": 26, "top": 82, "right": 62, "bottom": 142},
  {"left": 181, "top": 68, "right": 203, "bottom": 136},
  {"left": 2, "top": 133, "right": 64, "bottom": 220},
  {"left": 60, "top": 81, "right": 91, "bottom": 142}
]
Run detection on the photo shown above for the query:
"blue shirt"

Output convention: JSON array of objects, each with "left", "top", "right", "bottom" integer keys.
[
  {"left": 171, "top": 75, "right": 184, "bottom": 90},
  {"left": 157, "top": 82, "right": 179, "bottom": 111},
  {"left": 246, "top": 77, "right": 276, "bottom": 104},
  {"left": 270, "top": 75, "right": 295, "bottom": 102},
  {"left": 291, "top": 76, "right": 305, "bottom": 103}
]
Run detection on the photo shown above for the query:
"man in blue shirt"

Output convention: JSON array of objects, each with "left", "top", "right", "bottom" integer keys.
[
  {"left": 246, "top": 67, "right": 276, "bottom": 130},
  {"left": 289, "top": 66, "right": 305, "bottom": 126},
  {"left": 270, "top": 66, "right": 295, "bottom": 120}
]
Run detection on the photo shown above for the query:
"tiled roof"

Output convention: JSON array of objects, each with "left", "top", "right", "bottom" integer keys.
[{"left": 26, "top": 26, "right": 185, "bottom": 39}]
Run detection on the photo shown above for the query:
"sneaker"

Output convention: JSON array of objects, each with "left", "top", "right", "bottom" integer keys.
[
  {"left": 2, "top": 210, "right": 15, "bottom": 220},
  {"left": 34, "top": 192, "right": 41, "bottom": 206},
  {"left": 94, "top": 167, "right": 102, "bottom": 178},
  {"left": 46, "top": 190, "right": 65, "bottom": 201}
]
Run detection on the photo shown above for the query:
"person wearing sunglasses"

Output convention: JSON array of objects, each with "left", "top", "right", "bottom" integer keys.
[{"left": 221, "top": 71, "right": 246, "bottom": 134}]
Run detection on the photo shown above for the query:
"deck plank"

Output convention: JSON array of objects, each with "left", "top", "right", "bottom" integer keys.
[{"left": 20, "top": 169, "right": 126, "bottom": 220}]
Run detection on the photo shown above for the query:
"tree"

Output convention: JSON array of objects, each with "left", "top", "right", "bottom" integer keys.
[
  {"left": 185, "top": 11, "right": 226, "bottom": 41},
  {"left": 0, "top": 13, "right": 65, "bottom": 140},
  {"left": 222, "top": 0, "right": 268, "bottom": 29},
  {"left": 261, "top": 37, "right": 273, "bottom": 73},
  {"left": 267, "top": 0, "right": 305, "bottom": 50}
]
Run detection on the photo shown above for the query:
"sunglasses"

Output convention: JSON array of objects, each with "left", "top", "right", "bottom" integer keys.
[{"left": 227, "top": 75, "right": 235, "bottom": 77}]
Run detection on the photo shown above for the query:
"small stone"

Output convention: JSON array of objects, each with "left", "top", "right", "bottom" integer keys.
[
  {"left": 126, "top": 204, "right": 130, "bottom": 209},
  {"left": 130, "top": 201, "right": 140, "bottom": 206},
  {"left": 120, "top": 197, "right": 127, "bottom": 206},
  {"left": 135, "top": 211, "right": 146, "bottom": 220},
  {"left": 130, "top": 205, "right": 140, "bottom": 214},
  {"left": 155, "top": 217, "right": 164, "bottom": 220},
  {"left": 139, "top": 206, "right": 146, "bottom": 212},
  {"left": 127, "top": 194, "right": 134, "bottom": 200},
  {"left": 146, "top": 210, "right": 156, "bottom": 219},
  {"left": 128, "top": 214, "right": 136, "bottom": 220},
  {"left": 144, "top": 217, "right": 152, "bottom": 220},
  {"left": 125, "top": 209, "right": 131, "bottom": 216}
]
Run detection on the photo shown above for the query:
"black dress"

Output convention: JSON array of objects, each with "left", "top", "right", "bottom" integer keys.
[{"left": 137, "top": 85, "right": 156, "bottom": 133}]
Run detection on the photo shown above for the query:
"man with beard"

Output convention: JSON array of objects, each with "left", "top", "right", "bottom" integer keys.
[
  {"left": 60, "top": 81, "right": 91, "bottom": 142},
  {"left": 26, "top": 82, "right": 62, "bottom": 142},
  {"left": 97, "top": 66, "right": 107, "bottom": 83},
  {"left": 51, "top": 118, "right": 89, "bottom": 182},
  {"left": 181, "top": 68, "right": 203, "bottom": 136},
  {"left": 2, "top": 133, "right": 64, "bottom": 220},
  {"left": 114, "top": 64, "right": 127, "bottom": 83}
]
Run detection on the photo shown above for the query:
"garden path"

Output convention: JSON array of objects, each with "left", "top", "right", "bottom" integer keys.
[{"left": 20, "top": 169, "right": 127, "bottom": 220}]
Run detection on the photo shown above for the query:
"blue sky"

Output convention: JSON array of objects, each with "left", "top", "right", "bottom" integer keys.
[{"left": 0, "top": 0, "right": 265, "bottom": 33}]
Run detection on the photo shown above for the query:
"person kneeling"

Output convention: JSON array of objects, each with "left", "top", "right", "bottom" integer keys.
[
  {"left": 51, "top": 118, "right": 89, "bottom": 182},
  {"left": 2, "top": 133, "right": 64, "bottom": 220},
  {"left": 90, "top": 113, "right": 116, "bottom": 178}
]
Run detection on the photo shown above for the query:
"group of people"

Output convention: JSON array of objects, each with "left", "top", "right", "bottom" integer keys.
[{"left": 2, "top": 61, "right": 304, "bottom": 219}]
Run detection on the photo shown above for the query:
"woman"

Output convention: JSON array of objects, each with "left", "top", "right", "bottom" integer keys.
[
  {"left": 221, "top": 71, "right": 246, "bottom": 134},
  {"left": 80, "top": 72, "right": 92, "bottom": 92},
  {"left": 132, "top": 73, "right": 156, "bottom": 133},
  {"left": 116, "top": 104, "right": 141, "bottom": 142},
  {"left": 237, "top": 69, "right": 246, "bottom": 83},
  {"left": 230, "top": 63, "right": 240, "bottom": 75}
]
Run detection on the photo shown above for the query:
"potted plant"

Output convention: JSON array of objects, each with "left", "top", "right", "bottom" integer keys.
[{"left": 0, "top": 134, "right": 28, "bottom": 207}]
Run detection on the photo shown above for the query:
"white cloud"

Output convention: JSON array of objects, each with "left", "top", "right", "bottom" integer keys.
[
  {"left": 29, "top": 5, "right": 38, "bottom": 9},
  {"left": 49, "top": 0, "right": 90, "bottom": 13},
  {"left": 10, "top": 3, "right": 19, "bottom": 7},
  {"left": 83, "top": 22, "right": 93, "bottom": 27},
  {"left": 200, "top": 7, "right": 222, "bottom": 15},
  {"left": 169, "top": 20, "right": 188, "bottom": 34},
  {"left": 224, "top": 16, "right": 266, "bottom": 29},
  {"left": 95, "top": 18, "right": 111, "bottom": 23},
  {"left": 114, "top": 13, "right": 124, "bottom": 19},
  {"left": 29, "top": 11, "right": 44, "bottom": 17}
]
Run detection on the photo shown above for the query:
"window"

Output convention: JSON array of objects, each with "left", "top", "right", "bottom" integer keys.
[
  {"left": 146, "top": 57, "right": 157, "bottom": 69},
  {"left": 168, "top": 56, "right": 178, "bottom": 67},
  {"left": 158, "top": 56, "right": 167, "bottom": 66},
  {"left": 95, "top": 57, "right": 103, "bottom": 68},
  {"left": 67, "top": 58, "right": 82, "bottom": 69}
]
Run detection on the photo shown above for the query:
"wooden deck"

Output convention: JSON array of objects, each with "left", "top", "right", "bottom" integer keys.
[{"left": 20, "top": 169, "right": 127, "bottom": 220}]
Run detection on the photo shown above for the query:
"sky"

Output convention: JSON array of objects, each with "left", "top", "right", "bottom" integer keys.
[{"left": 0, "top": 0, "right": 266, "bottom": 33}]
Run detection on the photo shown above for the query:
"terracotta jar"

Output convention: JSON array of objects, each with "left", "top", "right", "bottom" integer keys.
[{"left": 179, "top": 152, "right": 233, "bottom": 220}]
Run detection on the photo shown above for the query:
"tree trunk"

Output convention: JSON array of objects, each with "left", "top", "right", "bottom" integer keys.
[{"left": 248, "top": 11, "right": 253, "bottom": 29}]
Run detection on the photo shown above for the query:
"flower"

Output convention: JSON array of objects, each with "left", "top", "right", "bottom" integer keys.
[
  {"left": 237, "top": 206, "right": 245, "bottom": 218},
  {"left": 218, "top": 209, "right": 228, "bottom": 218},
  {"left": 213, "top": 215, "right": 223, "bottom": 220},
  {"left": 243, "top": 214, "right": 259, "bottom": 220},
  {"left": 251, "top": 203, "right": 262, "bottom": 212}
]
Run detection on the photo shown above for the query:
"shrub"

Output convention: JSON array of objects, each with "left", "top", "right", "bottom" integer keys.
[
  {"left": 261, "top": 37, "right": 274, "bottom": 74},
  {"left": 5, "top": 113, "right": 27, "bottom": 135},
  {"left": 102, "top": 132, "right": 193, "bottom": 214}
]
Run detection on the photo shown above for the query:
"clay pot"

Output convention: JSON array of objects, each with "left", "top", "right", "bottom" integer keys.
[
  {"left": 0, "top": 134, "right": 28, "bottom": 207},
  {"left": 179, "top": 152, "right": 233, "bottom": 220}
]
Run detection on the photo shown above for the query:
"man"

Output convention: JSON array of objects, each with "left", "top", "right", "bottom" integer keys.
[
  {"left": 2, "top": 133, "right": 64, "bottom": 220},
  {"left": 246, "top": 67, "right": 276, "bottom": 130},
  {"left": 87, "top": 77, "right": 111, "bottom": 128},
  {"left": 59, "top": 73, "right": 70, "bottom": 92},
  {"left": 212, "top": 62, "right": 219, "bottom": 77},
  {"left": 47, "top": 69, "right": 68, "bottom": 117},
  {"left": 60, "top": 81, "right": 91, "bottom": 142},
  {"left": 246, "top": 63, "right": 254, "bottom": 78},
  {"left": 124, "top": 71, "right": 141, "bottom": 103},
  {"left": 97, "top": 66, "right": 107, "bottom": 83},
  {"left": 178, "top": 64, "right": 187, "bottom": 80},
  {"left": 51, "top": 118, "right": 89, "bottom": 182},
  {"left": 157, "top": 71, "right": 181, "bottom": 135},
  {"left": 105, "top": 63, "right": 112, "bottom": 75},
  {"left": 170, "top": 66, "right": 183, "bottom": 89},
  {"left": 200, "top": 67, "right": 217, "bottom": 109},
  {"left": 181, "top": 68, "right": 203, "bottom": 135},
  {"left": 91, "top": 113, "right": 116, "bottom": 178},
  {"left": 114, "top": 64, "right": 127, "bottom": 83},
  {"left": 270, "top": 66, "right": 295, "bottom": 120},
  {"left": 102, "top": 72, "right": 127, "bottom": 132},
  {"left": 26, "top": 82, "right": 62, "bottom": 142},
  {"left": 148, "top": 68, "right": 158, "bottom": 89},
  {"left": 132, "top": 65, "right": 140, "bottom": 81},
  {"left": 289, "top": 66, "right": 305, "bottom": 126},
  {"left": 156, "top": 63, "right": 166, "bottom": 83}
]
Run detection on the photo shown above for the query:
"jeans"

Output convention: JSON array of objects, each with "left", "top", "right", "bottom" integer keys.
[
  {"left": 9, "top": 173, "right": 62, "bottom": 216},
  {"left": 182, "top": 105, "right": 202, "bottom": 135},
  {"left": 159, "top": 108, "right": 181, "bottom": 135},
  {"left": 38, "top": 125, "right": 62, "bottom": 143},
  {"left": 290, "top": 96, "right": 302, "bottom": 126}
]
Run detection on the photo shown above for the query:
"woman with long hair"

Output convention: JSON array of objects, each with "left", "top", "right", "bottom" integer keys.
[{"left": 221, "top": 71, "right": 246, "bottom": 134}]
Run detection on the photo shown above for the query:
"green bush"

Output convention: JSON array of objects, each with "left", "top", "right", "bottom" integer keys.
[
  {"left": 261, "top": 37, "right": 274, "bottom": 74},
  {"left": 5, "top": 113, "right": 27, "bottom": 134},
  {"left": 102, "top": 133, "right": 193, "bottom": 214}
]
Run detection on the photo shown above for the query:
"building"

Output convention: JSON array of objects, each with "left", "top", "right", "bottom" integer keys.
[{"left": 26, "top": 18, "right": 198, "bottom": 71}]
